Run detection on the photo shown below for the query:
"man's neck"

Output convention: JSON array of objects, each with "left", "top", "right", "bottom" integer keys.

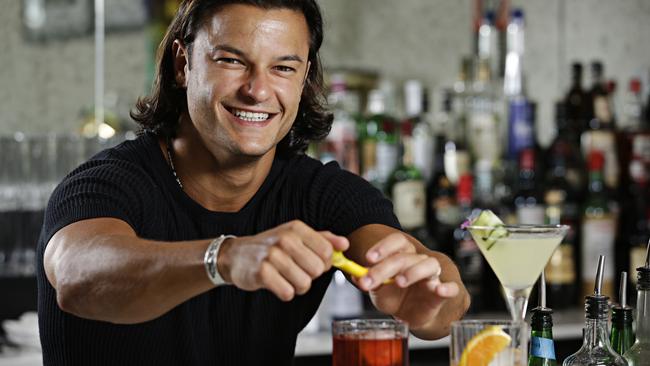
[{"left": 160, "top": 130, "right": 274, "bottom": 213}]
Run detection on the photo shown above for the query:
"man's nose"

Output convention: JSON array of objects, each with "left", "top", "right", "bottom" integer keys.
[{"left": 240, "top": 68, "right": 271, "bottom": 103}]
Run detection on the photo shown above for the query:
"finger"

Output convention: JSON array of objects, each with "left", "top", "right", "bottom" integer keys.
[
  {"left": 276, "top": 232, "right": 327, "bottom": 278},
  {"left": 361, "top": 253, "right": 425, "bottom": 291},
  {"left": 266, "top": 245, "right": 312, "bottom": 295},
  {"left": 365, "top": 233, "right": 413, "bottom": 264},
  {"left": 258, "top": 261, "right": 295, "bottom": 301},
  {"left": 429, "top": 280, "right": 460, "bottom": 298},
  {"left": 320, "top": 231, "right": 350, "bottom": 252},
  {"left": 282, "top": 221, "right": 341, "bottom": 264},
  {"left": 394, "top": 257, "right": 442, "bottom": 288}
]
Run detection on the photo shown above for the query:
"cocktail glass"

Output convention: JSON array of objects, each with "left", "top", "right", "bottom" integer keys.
[
  {"left": 466, "top": 224, "right": 569, "bottom": 322},
  {"left": 332, "top": 319, "right": 408, "bottom": 366}
]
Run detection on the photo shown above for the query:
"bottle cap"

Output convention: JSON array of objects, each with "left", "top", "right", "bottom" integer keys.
[
  {"left": 585, "top": 255, "right": 609, "bottom": 320},
  {"left": 637, "top": 239, "right": 650, "bottom": 289}
]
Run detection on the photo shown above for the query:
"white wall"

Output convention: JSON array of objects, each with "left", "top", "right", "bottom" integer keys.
[{"left": 1, "top": 0, "right": 649, "bottom": 146}]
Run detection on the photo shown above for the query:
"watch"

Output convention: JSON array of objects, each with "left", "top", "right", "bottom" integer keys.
[{"left": 204, "top": 235, "right": 236, "bottom": 286}]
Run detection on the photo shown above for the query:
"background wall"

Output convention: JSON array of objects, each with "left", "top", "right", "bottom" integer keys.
[{"left": 1, "top": 0, "right": 649, "bottom": 146}]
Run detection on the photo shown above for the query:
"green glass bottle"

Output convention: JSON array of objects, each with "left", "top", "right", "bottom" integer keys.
[
  {"left": 529, "top": 273, "right": 557, "bottom": 366},
  {"left": 610, "top": 272, "right": 634, "bottom": 356}
]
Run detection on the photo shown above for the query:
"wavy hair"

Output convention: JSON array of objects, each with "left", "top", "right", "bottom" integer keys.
[{"left": 131, "top": 0, "right": 332, "bottom": 155}]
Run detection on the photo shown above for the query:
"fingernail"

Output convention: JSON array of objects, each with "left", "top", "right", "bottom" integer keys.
[
  {"left": 367, "top": 251, "right": 379, "bottom": 262},
  {"left": 396, "top": 275, "right": 407, "bottom": 287},
  {"left": 361, "top": 276, "right": 373, "bottom": 288}
]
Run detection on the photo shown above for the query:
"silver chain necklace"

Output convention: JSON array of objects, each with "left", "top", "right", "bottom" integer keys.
[{"left": 166, "top": 137, "right": 184, "bottom": 190}]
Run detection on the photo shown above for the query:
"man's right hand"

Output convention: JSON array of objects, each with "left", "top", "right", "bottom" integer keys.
[{"left": 218, "top": 220, "right": 349, "bottom": 301}]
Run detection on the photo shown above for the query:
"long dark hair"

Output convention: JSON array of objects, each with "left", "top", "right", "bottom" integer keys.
[{"left": 131, "top": 0, "right": 332, "bottom": 155}]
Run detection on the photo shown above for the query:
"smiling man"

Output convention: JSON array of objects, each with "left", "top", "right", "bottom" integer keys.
[{"left": 37, "top": 1, "right": 469, "bottom": 365}]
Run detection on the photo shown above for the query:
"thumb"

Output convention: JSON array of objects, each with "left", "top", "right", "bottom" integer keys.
[{"left": 320, "top": 231, "right": 350, "bottom": 252}]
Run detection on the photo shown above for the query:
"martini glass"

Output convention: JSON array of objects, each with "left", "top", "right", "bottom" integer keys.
[{"left": 466, "top": 224, "right": 569, "bottom": 322}]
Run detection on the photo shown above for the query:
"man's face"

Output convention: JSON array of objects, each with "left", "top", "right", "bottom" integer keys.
[{"left": 177, "top": 4, "right": 311, "bottom": 159}]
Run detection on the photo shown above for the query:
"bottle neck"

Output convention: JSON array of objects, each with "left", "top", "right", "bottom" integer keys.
[{"left": 582, "top": 318, "right": 613, "bottom": 349}]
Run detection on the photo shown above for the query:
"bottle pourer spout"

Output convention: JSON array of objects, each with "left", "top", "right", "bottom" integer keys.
[
  {"left": 595, "top": 255, "right": 605, "bottom": 296},
  {"left": 539, "top": 271, "right": 547, "bottom": 309},
  {"left": 645, "top": 238, "right": 650, "bottom": 269},
  {"left": 620, "top": 271, "right": 627, "bottom": 308}
]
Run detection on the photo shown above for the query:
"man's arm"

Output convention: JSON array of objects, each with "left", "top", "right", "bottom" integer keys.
[
  {"left": 345, "top": 224, "right": 470, "bottom": 340},
  {"left": 44, "top": 218, "right": 348, "bottom": 324},
  {"left": 44, "top": 217, "right": 216, "bottom": 324}
]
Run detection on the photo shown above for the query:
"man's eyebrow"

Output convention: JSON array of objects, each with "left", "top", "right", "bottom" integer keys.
[
  {"left": 211, "top": 44, "right": 246, "bottom": 57},
  {"left": 211, "top": 44, "right": 304, "bottom": 63},
  {"left": 275, "top": 55, "right": 304, "bottom": 63}
]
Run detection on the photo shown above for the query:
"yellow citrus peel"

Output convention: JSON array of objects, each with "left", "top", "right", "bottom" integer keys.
[{"left": 331, "top": 251, "right": 393, "bottom": 284}]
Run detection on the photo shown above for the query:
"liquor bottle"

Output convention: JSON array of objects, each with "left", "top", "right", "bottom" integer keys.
[
  {"left": 563, "top": 256, "right": 627, "bottom": 366},
  {"left": 477, "top": 10, "right": 499, "bottom": 80},
  {"left": 427, "top": 92, "right": 462, "bottom": 256},
  {"left": 386, "top": 120, "right": 432, "bottom": 249},
  {"left": 529, "top": 273, "right": 557, "bottom": 366},
  {"left": 581, "top": 150, "right": 617, "bottom": 299},
  {"left": 548, "top": 102, "right": 586, "bottom": 200},
  {"left": 617, "top": 79, "right": 648, "bottom": 195},
  {"left": 543, "top": 159, "right": 580, "bottom": 309},
  {"left": 565, "top": 63, "right": 589, "bottom": 139},
  {"left": 404, "top": 80, "right": 434, "bottom": 183},
  {"left": 582, "top": 61, "right": 620, "bottom": 191},
  {"left": 503, "top": 8, "right": 525, "bottom": 99},
  {"left": 467, "top": 58, "right": 503, "bottom": 166},
  {"left": 624, "top": 156, "right": 650, "bottom": 288},
  {"left": 514, "top": 148, "right": 544, "bottom": 225},
  {"left": 362, "top": 88, "right": 398, "bottom": 189},
  {"left": 623, "top": 241, "right": 650, "bottom": 365},
  {"left": 325, "top": 74, "right": 360, "bottom": 174},
  {"left": 611, "top": 272, "right": 634, "bottom": 356},
  {"left": 453, "top": 175, "right": 485, "bottom": 313}
]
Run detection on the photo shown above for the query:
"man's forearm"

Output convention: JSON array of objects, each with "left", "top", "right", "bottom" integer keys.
[{"left": 47, "top": 228, "right": 214, "bottom": 324}]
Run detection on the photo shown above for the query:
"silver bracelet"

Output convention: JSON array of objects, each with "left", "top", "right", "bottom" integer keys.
[{"left": 204, "top": 235, "right": 236, "bottom": 286}]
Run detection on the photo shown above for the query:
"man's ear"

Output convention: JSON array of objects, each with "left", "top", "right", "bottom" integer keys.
[{"left": 172, "top": 40, "right": 189, "bottom": 88}]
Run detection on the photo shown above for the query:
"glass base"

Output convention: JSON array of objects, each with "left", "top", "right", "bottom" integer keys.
[{"left": 502, "top": 286, "right": 532, "bottom": 321}]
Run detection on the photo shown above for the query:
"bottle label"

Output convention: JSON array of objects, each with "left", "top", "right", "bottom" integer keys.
[
  {"left": 545, "top": 244, "right": 576, "bottom": 285},
  {"left": 516, "top": 205, "right": 545, "bottom": 225},
  {"left": 392, "top": 180, "right": 426, "bottom": 229},
  {"left": 632, "top": 133, "right": 650, "bottom": 164},
  {"left": 530, "top": 336, "right": 556, "bottom": 360},
  {"left": 412, "top": 129, "right": 434, "bottom": 181},
  {"left": 581, "top": 218, "right": 616, "bottom": 287},
  {"left": 361, "top": 140, "right": 377, "bottom": 182},
  {"left": 469, "top": 112, "right": 501, "bottom": 164},
  {"left": 580, "top": 130, "right": 619, "bottom": 188},
  {"left": 376, "top": 142, "right": 398, "bottom": 182},
  {"left": 507, "top": 98, "right": 533, "bottom": 159}
]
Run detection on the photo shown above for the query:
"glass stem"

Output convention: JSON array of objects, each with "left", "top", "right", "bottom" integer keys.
[{"left": 503, "top": 286, "right": 532, "bottom": 321}]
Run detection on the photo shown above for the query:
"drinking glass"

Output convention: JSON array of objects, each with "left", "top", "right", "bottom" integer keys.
[
  {"left": 332, "top": 319, "right": 408, "bottom": 366},
  {"left": 450, "top": 319, "right": 527, "bottom": 366}
]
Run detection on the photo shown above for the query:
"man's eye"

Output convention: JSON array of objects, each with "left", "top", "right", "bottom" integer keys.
[
  {"left": 217, "top": 58, "right": 243, "bottom": 65},
  {"left": 275, "top": 65, "right": 296, "bottom": 73}
]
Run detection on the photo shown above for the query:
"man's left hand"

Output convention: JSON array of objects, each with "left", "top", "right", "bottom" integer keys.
[{"left": 354, "top": 233, "right": 460, "bottom": 330}]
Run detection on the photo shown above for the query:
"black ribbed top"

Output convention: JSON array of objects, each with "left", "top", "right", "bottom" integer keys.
[{"left": 36, "top": 132, "right": 400, "bottom": 366}]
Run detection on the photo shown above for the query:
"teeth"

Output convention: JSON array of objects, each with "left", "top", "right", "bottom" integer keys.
[{"left": 232, "top": 109, "right": 269, "bottom": 122}]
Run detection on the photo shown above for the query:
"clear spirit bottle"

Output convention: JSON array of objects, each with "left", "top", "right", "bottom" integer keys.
[
  {"left": 623, "top": 240, "right": 650, "bottom": 365},
  {"left": 563, "top": 256, "right": 627, "bottom": 366}
]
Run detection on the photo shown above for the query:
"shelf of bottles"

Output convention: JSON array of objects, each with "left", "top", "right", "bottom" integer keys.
[{"left": 308, "top": 6, "right": 650, "bottom": 322}]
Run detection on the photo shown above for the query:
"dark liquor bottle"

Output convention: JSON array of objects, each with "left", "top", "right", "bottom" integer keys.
[
  {"left": 514, "top": 148, "right": 544, "bottom": 225},
  {"left": 623, "top": 156, "right": 650, "bottom": 289},
  {"left": 387, "top": 121, "right": 432, "bottom": 249},
  {"left": 529, "top": 273, "right": 558, "bottom": 366},
  {"left": 565, "top": 62, "right": 589, "bottom": 138},
  {"left": 610, "top": 272, "right": 634, "bottom": 356},
  {"left": 453, "top": 175, "right": 485, "bottom": 313}
]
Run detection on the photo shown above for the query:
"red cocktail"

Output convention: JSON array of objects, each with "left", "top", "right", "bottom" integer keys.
[{"left": 332, "top": 319, "right": 408, "bottom": 366}]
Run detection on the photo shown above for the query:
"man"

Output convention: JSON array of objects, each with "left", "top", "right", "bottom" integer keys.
[{"left": 37, "top": 0, "right": 470, "bottom": 365}]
